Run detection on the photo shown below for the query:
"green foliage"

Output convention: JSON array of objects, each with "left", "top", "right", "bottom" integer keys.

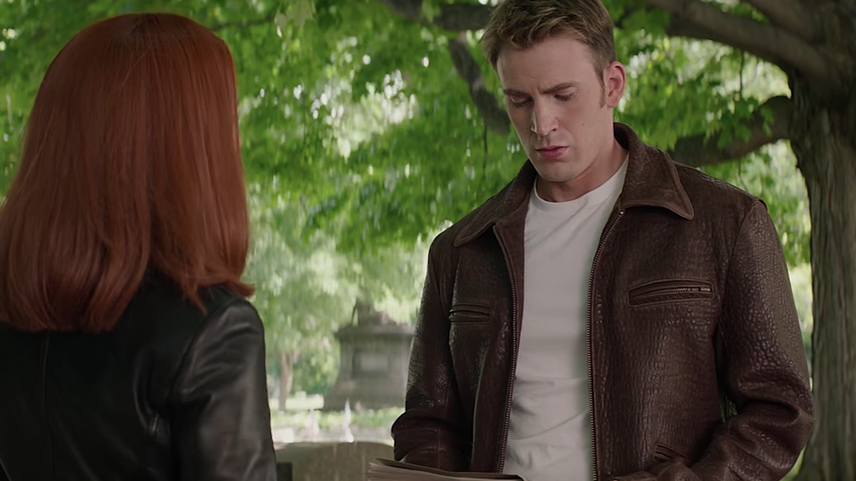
[
  {"left": 245, "top": 181, "right": 352, "bottom": 353},
  {"left": 244, "top": 181, "right": 353, "bottom": 394},
  {"left": 292, "top": 344, "right": 339, "bottom": 396},
  {"left": 702, "top": 144, "right": 810, "bottom": 267},
  {"left": 0, "top": 0, "right": 809, "bottom": 263},
  {"left": 245, "top": 179, "right": 424, "bottom": 395}
]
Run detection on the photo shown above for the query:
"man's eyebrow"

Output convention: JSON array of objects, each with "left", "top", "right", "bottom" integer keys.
[
  {"left": 543, "top": 81, "right": 580, "bottom": 94},
  {"left": 502, "top": 88, "right": 529, "bottom": 97},
  {"left": 502, "top": 81, "right": 581, "bottom": 96}
]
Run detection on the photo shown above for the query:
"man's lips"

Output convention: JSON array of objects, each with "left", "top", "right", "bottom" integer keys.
[{"left": 535, "top": 146, "right": 568, "bottom": 160}]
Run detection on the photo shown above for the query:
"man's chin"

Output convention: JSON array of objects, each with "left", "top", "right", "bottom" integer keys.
[{"left": 532, "top": 162, "right": 575, "bottom": 181}]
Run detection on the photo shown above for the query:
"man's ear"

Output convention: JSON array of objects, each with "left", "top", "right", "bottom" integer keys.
[{"left": 603, "top": 61, "right": 626, "bottom": 109}]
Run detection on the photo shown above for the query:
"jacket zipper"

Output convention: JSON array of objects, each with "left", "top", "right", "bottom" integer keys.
[
  {"left": 494, "top": 225, "right": 519, "bottom": 474},
  {"left": 587, "top": 209, "right": 624, "bottom": 481}
]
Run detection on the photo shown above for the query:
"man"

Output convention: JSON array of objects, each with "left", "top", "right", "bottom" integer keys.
[{"left": 390, "top": 0, "right": 814, "bottom": 480}]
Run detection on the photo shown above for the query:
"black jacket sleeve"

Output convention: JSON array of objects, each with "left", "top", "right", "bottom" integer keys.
[{"left": 171, "top": 299, "right": 278, "bottom": 481}]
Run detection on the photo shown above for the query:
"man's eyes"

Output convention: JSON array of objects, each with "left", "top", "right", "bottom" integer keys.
[{"left": 508, "top": 93, "right": 575, "bottom": 107}]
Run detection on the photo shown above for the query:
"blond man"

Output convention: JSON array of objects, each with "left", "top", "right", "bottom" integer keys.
[{"left": 391, "top": 0, "right": 813, "bottom": 480}]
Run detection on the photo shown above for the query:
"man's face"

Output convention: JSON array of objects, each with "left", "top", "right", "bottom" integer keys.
[{"left": 496, "top": 35, "right": 625, "bottom": 199}]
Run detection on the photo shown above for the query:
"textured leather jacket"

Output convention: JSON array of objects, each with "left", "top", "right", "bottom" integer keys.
[
  {"left": 392, "top": 124, "right": 814, "bottom": 480},
  {"left": 0, "top": 272, "right": 277, "bottom": 481}
]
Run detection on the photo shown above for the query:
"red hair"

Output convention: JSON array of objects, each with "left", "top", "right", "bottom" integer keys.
[{"left": 0, "top": 13, "right": 253, "bottom": 333}]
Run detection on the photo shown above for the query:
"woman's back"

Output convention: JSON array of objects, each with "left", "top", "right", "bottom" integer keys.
[
  {"left": 0, "top": 273, "right": 276, "bottom": 480},
  {"left": 0, "top": 12, "right": 277, "bottom": 480}
]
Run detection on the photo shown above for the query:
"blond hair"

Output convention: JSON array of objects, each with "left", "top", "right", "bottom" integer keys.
[{"left": 481, "top": 0, "right": 616, "bottom": 78}]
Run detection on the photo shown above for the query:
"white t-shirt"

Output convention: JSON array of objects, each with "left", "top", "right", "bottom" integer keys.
[{"left": 503, "top": 158, "right": 628, "bottom": 481}]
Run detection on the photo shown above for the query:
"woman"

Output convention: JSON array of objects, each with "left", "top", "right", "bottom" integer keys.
[{"left": 0, "top": 13, "right": 277, "bottom": 481}]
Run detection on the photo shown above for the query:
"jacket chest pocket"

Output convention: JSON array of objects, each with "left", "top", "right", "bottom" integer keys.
[
  {"left": 448, "top": 301, "right": 494, "bottom": 387},
  {"left": 628, "top": 279, "right": 714, "bottom": 307},
  {"left": 449, "top": 301, "right": 491, "bottom": 323},
  {"left": 449, "top": 302, "right": 492, "bottom": 350}
]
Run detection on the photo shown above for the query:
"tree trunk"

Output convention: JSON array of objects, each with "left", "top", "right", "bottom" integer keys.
[
  {"left": 791, "top": 80, "right": 856, "bottom": 480},
  {"left": 278, "top": 350, "right": 297, "bottom": 412}
]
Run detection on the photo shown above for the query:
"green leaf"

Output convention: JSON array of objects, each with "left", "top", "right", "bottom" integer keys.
[{"left": 421, "top": 0, "right": 438, "bottom": 23}]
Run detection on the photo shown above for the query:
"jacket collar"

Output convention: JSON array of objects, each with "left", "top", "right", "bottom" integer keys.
[{"left": 453, "top": 123, "right": 694, "bottom": 247}]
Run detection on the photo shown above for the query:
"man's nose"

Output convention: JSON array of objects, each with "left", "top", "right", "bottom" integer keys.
[{"left": 530, "top": 102, "right": 558, "bottom": 137}]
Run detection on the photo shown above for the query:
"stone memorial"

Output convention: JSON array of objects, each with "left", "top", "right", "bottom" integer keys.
[{"left": 323, "top": 299, "right": 414, "bottom": 411}]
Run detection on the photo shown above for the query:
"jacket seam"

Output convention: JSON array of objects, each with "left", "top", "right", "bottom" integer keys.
[
  {"left": 715, "top": 200, "right": 762, "bottom": 402},
  {"left": 431, "top": 241, "right": 458, "bottom": 468}
]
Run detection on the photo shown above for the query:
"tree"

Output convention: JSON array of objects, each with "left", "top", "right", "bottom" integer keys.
[
  {"left": 245, "top": 180, "right": 425, "bottom": 407},
  {"left": 244, "top": 181, "right": 355, "bottom": 408}
]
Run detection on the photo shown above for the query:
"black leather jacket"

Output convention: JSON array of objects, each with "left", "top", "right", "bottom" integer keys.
[{"left": 0, "top": 273, "right": 277, "bottom": 481}]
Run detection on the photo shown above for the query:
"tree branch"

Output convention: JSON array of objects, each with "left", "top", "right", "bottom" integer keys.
[
  {"left": 376, "top": 0, "right": 836, "bottom": 84},
  {"left": 447, "top": 33, "right": 510, "bottom": 135},
  {"left": 613, "top": 5, "right": 739, "bottom": 54},
  {"left": 637, "top": 0, "right": 832, "bottom": 84},
  {"left": 668, "top": 95, "right": 792, "bottom": 168},
  {"left": 742, "top": 0, "right": 815, "bottom": 40},
  {"left": 373, "top": 0, "right": 800, "bottom": 148}
]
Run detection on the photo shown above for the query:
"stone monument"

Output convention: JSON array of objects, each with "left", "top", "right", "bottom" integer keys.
[{"left": 323, "top": 299, "right": 414, "bottom": 411}]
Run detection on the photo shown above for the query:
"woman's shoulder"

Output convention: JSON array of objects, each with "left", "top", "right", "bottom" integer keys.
[
  {"left": 135, "top": 271, "right": 248, "bottom": 318},
  {"left": 117, "top": 272, "right": 259, "bottom": 353}
]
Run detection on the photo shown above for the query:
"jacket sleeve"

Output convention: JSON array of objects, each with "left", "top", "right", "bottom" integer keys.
[
  {"left": 616, "top": 201, "right": 814, "bottom": 481},
  {"left": 391, "top": 238, "right": 472, "bottom": 471},
  {"left": 171, "top": 299, "right": 278, "bottom": 481}
]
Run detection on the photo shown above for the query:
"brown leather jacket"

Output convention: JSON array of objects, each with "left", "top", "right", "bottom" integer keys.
[{"left": 391, "top": 124, "right": 814, "bottom": 480}]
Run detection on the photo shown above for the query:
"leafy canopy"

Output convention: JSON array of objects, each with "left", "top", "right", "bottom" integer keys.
[{"left": 0, "top": 0, "right": 807, "bottom": 264}]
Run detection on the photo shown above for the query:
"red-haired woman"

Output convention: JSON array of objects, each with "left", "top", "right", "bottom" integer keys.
[{"left": 0, "top": 13, "right": 277, "bottom": 481}]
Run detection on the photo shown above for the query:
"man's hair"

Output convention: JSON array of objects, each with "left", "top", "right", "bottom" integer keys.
[
  {"left": 481, "top": 0, "right": 616, "bottom": 77},
  {"left": 0, "top": 13, "right": 253, "bottom": 333}
]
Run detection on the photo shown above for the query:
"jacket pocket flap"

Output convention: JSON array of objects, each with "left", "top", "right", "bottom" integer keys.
[
  {"left": 449, "top": 301, "right": 491, "bottom": 322},
  {"left": 628, "top": 279, "right": 713, "bottom": 306}
]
